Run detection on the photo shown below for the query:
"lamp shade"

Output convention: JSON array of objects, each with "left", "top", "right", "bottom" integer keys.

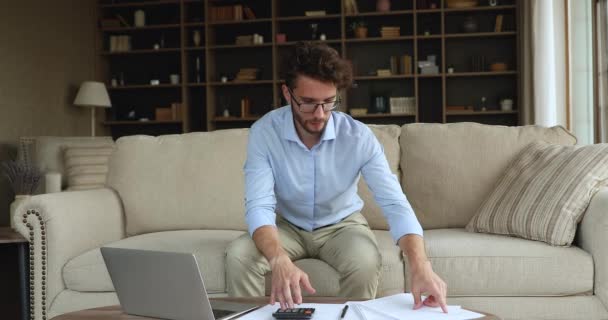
[{"left": 74, "top": 81, "right": 111, "bottom": 108}]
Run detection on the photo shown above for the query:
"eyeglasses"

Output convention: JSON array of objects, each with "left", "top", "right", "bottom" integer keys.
[{"left": 288, "top": 87, "right": 341, "bottom": 113}]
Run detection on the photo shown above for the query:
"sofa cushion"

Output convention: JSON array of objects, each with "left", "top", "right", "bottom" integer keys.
[
  {"left": 64, "top": 145, "right": 114, "bottom": 191},
  {"left": 399, "top": 123, "right": 577, "bottom": 229},
  {"left": 63, "top": 230, "right": 245, "bottom": 293},
  {"left": 416, "top": 229, "right": 594, "bottom": 296},
  {"left": 106, "top": 130, "right": 250, "bottom": 236},
  {"left": 358, "top": 125, "right": 402, "bottom": 230},
  {"left": 467, "top": 141, "right": 608, "bottom": 246}
]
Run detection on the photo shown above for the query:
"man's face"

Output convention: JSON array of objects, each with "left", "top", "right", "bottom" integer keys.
[{"left": 283, "top": 76, "right": 337, "bottom": 137}]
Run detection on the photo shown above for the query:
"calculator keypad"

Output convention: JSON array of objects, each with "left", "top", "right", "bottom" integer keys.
[{"left": 272, "top": 307, "right": 315, "bottom": 319}]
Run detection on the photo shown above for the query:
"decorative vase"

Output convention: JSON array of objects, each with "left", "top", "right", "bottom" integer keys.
[
  {"left": 193, "top": 30, "right": 201, "bottom": 47},
  {"left": 354, "top": 27, "right": 368, "bottom": 39},
  {"left": 376, "top": 0, "right": 391, "bottom": 12},
  {"left": 372, "top": 95, "right": 388, "bottom": 113},
  {"left": 10, "top": 195, "right": 30, "bottom": 229},
  {"left": 134, "top": 10, "right": 145, "bottom": 27}
]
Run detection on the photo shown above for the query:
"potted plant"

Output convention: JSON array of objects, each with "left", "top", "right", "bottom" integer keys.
[
  {"left": 350, "top": 20, "right": 368, "bottom": 39},
  {"left": 2, "top": 160, "right": 41, "bottom": 229}
]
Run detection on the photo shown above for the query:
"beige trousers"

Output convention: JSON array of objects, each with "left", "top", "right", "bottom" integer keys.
[{"left": 226, "top": 212, "right": 382, "bottom": 299}]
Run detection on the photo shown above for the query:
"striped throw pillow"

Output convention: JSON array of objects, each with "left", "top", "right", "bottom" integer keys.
[
  {"left": 466, "top": 141, "right": 608, "bottom": 246},
  {"left": 64, "top": 145, "right": 114, "bottom": 190}
]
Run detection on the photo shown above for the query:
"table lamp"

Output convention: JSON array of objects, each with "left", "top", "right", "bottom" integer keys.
[{"left": 74, "top": 81, "right": 111, "bottom": 136}]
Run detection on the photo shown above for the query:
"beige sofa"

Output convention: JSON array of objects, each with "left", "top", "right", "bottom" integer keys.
[{"left": 14, "top": 122, "right": 608, "bottom": 320}]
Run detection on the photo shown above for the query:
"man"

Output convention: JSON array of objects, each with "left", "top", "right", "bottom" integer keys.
[{"left": 226, "top": 41, "right": 447, "bottom": 313}]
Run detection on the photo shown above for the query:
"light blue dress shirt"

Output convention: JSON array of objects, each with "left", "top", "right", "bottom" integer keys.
[{"left": 244, "top": 106, "right": 423, "bottom": 243}]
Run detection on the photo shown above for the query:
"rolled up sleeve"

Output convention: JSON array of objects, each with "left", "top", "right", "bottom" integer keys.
[
  {"left": 360, "top": 131, "right": 423, "bottom": 243},
  {"left": 244, "top": 127, "right": 277, "bottom": 236}
]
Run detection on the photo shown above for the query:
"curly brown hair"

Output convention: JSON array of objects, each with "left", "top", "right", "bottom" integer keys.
[{"left": 282, "top": 41, "right": 353, "bottom": 91}]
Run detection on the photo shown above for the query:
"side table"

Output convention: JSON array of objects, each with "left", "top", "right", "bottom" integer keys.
[{"left": 0, "top": 227, "right": 30, "bottom": 320}]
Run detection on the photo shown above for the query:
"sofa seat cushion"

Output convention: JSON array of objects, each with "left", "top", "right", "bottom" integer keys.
[
  {"left": 63, "top": 230, "right": 245, "bottom": 293},
  {"left": 264, "top": 230, "right": 405, "bottom": 297},
  {"left": 421, "top": 229, "right": 593, "bottom": 296}
]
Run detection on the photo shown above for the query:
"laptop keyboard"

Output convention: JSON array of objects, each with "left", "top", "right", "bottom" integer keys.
[{"left": 212, "top": 309, "right": 235, "bottom": 319}]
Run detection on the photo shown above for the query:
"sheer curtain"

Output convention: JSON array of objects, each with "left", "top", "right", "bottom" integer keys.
[
  {"left": 521, "top": 0, "right": 568, "bottom": 127},
  {"left": 598, "top": 0, "right": 608, "bottom": 142}
]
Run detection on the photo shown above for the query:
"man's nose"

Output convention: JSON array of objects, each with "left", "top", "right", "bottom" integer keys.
[{"left": 313, "top": 104, "right": 325, "bottom": 117}]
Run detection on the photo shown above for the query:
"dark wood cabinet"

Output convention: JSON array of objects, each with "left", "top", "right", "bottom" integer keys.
[
  {"left": 98, "top": 0, "right": 520, "bottom": 137},
  {"left": 0, "top": 228, "right": 30, "bottom": 320}
]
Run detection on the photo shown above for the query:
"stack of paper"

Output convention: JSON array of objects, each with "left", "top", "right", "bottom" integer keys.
[
  {"left": 348, "top": 293, "right": 484, "bottom": 320},
  {"left": 237, "top": 293, "right": 485, "bottom": 320}
]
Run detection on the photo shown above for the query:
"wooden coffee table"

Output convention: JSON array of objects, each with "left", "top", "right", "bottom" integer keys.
[{"left": 53, "top": 296, "right": 500, "bottom": 319}]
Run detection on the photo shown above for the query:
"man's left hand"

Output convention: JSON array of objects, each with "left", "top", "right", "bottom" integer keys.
[{"left": 409, "top": 261, "right": 448, "bottom": 313}]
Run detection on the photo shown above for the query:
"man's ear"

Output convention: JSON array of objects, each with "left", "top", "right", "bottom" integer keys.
[{"left": 281, "top": 84, "right": 291, "bottom": 105}]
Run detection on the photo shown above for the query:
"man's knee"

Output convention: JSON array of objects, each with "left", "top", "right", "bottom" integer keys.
[
  {"left": 334, "top": 234, "right": 382, "bottom": 276},
  {"left": 349, "top": 247, "right": 382, "bottom": 276},
  {"left": 226, "top": 234, "right": 264, "bottom": 270}
]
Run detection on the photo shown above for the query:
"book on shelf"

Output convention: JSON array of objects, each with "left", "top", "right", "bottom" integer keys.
[
  {"left": 210, "top": 5, "right": 243, "bottom": 22},
  {"left": 235, "top": 34, "right": 264, "bottom": 45},
  {"left": 389, "top": 97, "right": 416, "bottom": 114},
  {"left": 155, "top": 108, "right": 172, "bottom": 121},
  {"left": 401, "top": 55, "right": 413, "bottom": 74},
  {"left": 305, "top": 10, "right": 326, "bottom": 16},
  {"left": 171, "top": 103, "right": 182, "bottom": 120},
  {"left": 494, "top": 14, "right": 504, "bottom": 32},
  {"left": 390, "top": 56, "right": 398, "bottom": 75},
  {"left": 380, "top": 26, "right": 400, "bottom": 38},
  {"left": 235, "top": 35, "right": 254, "bottom": 45},
  {"left": 377, "top": 69, "right": 392, "bottom": 77},
  {"left": 109, "top": 35, "right": 132, "bottom": 52},
  {"left": 235, "top": 68, "right": 259, "bottom": 81}
]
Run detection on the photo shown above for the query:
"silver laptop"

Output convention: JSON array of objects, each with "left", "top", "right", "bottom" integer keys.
[{"left": 101, "top": 247, "right": 258, "bottom": 320}]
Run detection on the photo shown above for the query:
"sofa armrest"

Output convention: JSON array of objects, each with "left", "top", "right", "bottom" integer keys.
[
  {"left": 13, "top": 188, "right": 124, "bottom": 320},
  {"left": 579, "top": 187, "right": 608, "bottom": 310}
]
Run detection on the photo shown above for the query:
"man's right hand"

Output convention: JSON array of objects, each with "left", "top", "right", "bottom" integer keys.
[{"left": 269, "top": 254, "right": 316, "bottom": 310}]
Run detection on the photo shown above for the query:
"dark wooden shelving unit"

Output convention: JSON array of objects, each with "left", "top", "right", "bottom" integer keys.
[
  {"left": 101, "top": 24, "right": 182, "bottom": 31},
  {"left": 213, "top": 116, "right": 261, "bottom": 122},
  {"left": 207, "top": 18, "right": 274, "bottom": 25},
  {"left": 107, "top": 84, "right": 182, "bottom": 90},
  {"left": 345, "top": 10, "right": 414, "bottom": 17},
  {"left": 103, "top": 120, "right": 183, "bottom": 125},
  {"left": 100, "top": 0, "right": 181, "bottom": 8},
  {"left": 444, "top": 4, "right": 516, "bottom": 12},
  {"left": 100, "top": 48, "right": 181, "bottom": 55},
  {"left": 97, "top": 0, "right": 520, "bottom": 137}
]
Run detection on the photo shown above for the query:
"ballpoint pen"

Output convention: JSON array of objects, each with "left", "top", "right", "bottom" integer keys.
[{"left": 339, "top": 305, "right": 349, "bottom": 319}]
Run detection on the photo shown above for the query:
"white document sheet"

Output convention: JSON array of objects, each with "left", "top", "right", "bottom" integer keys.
[
  {"left": 348, "top": 293, "right": 485, "bottom": 320},
  {"left": 237, "top": 293, "right": 485, "bottom": 320}
]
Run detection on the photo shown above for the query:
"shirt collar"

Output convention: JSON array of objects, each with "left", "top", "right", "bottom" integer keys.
[{"left": 283, "top": 106, "right": 336, "bottom": 143}]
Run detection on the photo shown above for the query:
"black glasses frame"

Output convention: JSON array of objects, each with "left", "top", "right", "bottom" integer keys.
[{"left": 287, "top": 87, "right": 341, "bottom": 113}]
